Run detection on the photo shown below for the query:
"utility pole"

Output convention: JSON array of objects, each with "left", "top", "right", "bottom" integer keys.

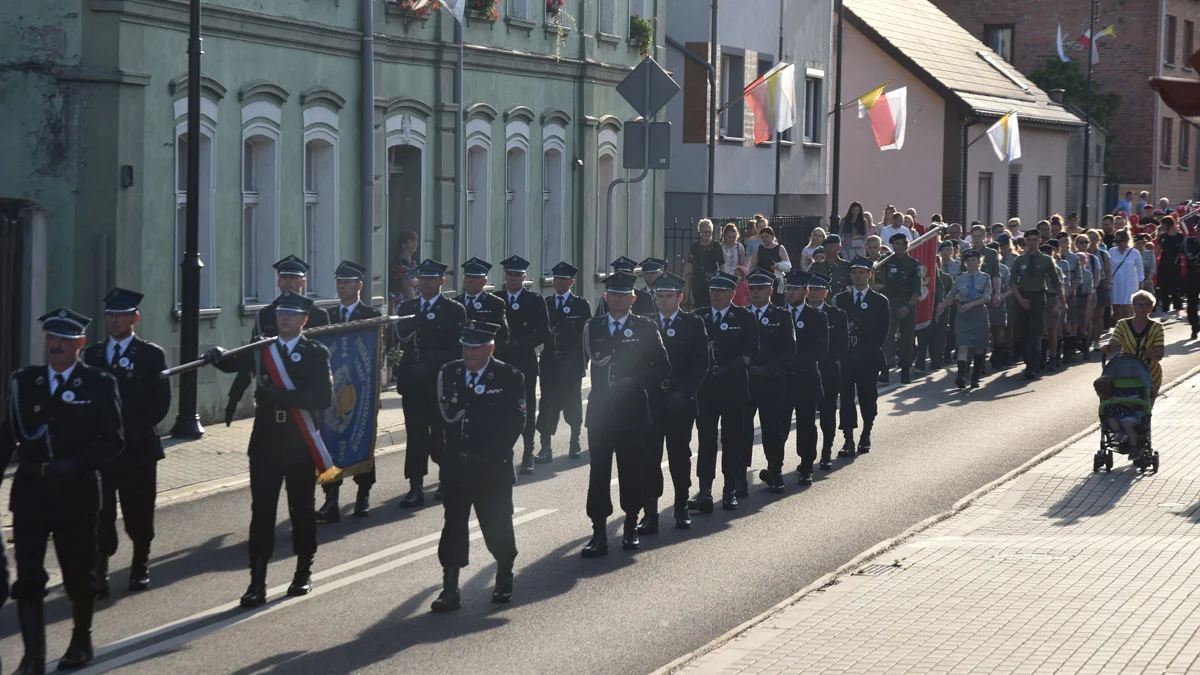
[
  {"left": 1081, "top": 0, "right": 1097, "bottom": 228},
  {"left": 829, "top": 0, "right": 845, "bottom": 230}
]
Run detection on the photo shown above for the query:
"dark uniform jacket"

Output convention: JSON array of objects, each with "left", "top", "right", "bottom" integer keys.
[
  {"left": 453, "top": 291, "right": 511, "bottom": 352},
  {"left": 495, "top": 288, "right": 550, "bottom": 371},
  {"left": 542, "top": 292, "right": 591, "bottom": 380},
  {"left": 785, "top": 304, "right": 829, "bottom": 400},
  {"left": 436, "top": 357, "right": 527, "bottom": 487},
  {"left": 748, "top": 303, "right": 796, "bottom": 385},
  {"left": 214, "top": 336, "right": 333, "bottom": 454},
  {"left": 815, "top": 302, "right": 848, "bottom": 384},
  {"left": 650, "top": 311, "right": 709, "bottom": 417},
  {"left": 393, "top": 295, "right": 468, "bottom": 397},
  {"left": 583, "top": 314, "right": 671, "bottom": 430},
  {"left": 228, "top": 301, "right": 330, "bottom": 404},
  {"left": 696, "top": 305, "right": 760, "bottom": 398},
  {"left": 82, "top": 336, "right": 170, "bottom": 467},
  {"left": 834, "top": 288, "right": 890, "bottom": 361},
  {"left": 595, "top": 288, "right": 655, "bottom": 317},
  {"left": 330, "top": 300, "right": 382, "bottom": 324},
  {"left": 1, "top": 362, "right": 125, "bottom": 519}
]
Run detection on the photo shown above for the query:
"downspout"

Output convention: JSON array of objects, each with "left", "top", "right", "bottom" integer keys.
[
  {"left": 1154, "top": 0, "right": 1166, "bottom": 201},
  {"left": 361, "top": 0, "right": 376, "bottom": 303},
  {"left": 708, "top": 0, "right": 717, "bottom": 215}
]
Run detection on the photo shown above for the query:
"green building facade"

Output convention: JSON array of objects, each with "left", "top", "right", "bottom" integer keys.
[{"left": 1, "top": 0, "right": 664, "bottom": 423}]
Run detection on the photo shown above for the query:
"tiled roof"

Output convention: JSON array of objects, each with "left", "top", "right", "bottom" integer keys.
[{"left": 846, "top": 0, "right": 1084, "bottom": 127}]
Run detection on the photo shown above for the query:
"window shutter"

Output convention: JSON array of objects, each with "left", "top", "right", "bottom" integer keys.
[{"left": 683, "top": 42, "right": 711, "bottom": 144}]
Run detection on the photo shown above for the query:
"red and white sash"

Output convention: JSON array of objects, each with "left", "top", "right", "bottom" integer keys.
[{"left": 262, "top": 344, "right": 335, "bottom": 474}]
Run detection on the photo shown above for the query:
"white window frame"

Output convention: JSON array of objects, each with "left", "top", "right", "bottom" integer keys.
[
  {"left": 1037, "top": 175, "right": 1052, "bottom": 219},
  {"left": 240, "top": 109, "right": 281, "bottom": 305},
  {"left": 599, "top": 0, "right": 616, "bottom": 34},
  {"left": 385, "top": 111, "right": 430, "bottom": 260},
  {"left": 977, "top": 172, "right": 993, "bottom": 225},
  {"left": 511, "top": 0, "right": 529, "bottom": 19},
  {"left": 172, "top": 95, "right": 219, "bottom": 309},
  {"left": 803, "top": 70, "right": 823, "bottom": 143},
  {"left": 301, "top": 126, "right": 339, "bottom": 299},
  {"left": 542, "top": 123, "right": 568, "bottom": 278},
  {"left": 596, "top": 127, "right": 619, "bottom": 271},
  {"left": 505, "top": 120, "right": 531, "bottom": 260},
  {"left": 720, "top": 52, "right": 746, "bottom": 139},
  {"left": 466, "top": 118, "right": 493, "bottom": 263}
]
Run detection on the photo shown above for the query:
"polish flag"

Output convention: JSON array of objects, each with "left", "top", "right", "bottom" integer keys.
[{"left": 858, "top": 86, "right": 907, "bottom": 151}]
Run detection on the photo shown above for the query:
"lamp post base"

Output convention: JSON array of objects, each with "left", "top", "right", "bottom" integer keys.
[{"left": 170, "top": 413, "right": 205, "bottom": 439}]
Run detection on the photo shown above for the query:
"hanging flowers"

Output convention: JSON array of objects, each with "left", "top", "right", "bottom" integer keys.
[
  {"left": 393, "top": 0, "right": 439, "bottom": 18},
  {"left": 547, "top": 0, "right": 564, "bottom": 17},
  {"left": 629, "top": 13, "right": 654, "bottom": 57},
  {"left": 468, "top": 0, "right": 499, "bottom": 21}
]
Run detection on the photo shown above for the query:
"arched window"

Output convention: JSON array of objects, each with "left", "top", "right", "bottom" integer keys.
[
  {"left": 466, "top": 115, "right": 494, "bottom": 262},
  {"left": 542, "top": 121, "right": 568, "bottom": 278},
  {"left": 239, "top": 84, "right": 287, "bottom": 305},
  {"left": 505, "top": 118, "right": 531, "bottom": 258},
  {"left": 172, "top": 93, "right": 220, "bottom": 308},
  {"left": 596, "top": 124, "right": 620, "bottom": 270},
  {"left": 301, "top": 89, "right": 343, "bottom": 297}
]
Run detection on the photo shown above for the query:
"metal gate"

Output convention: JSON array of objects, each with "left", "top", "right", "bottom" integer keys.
[{"left": 663, "top": 214, "right": 825, "bottom": 277}]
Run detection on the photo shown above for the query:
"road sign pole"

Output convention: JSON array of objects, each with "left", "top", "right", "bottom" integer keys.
[{"left": 608, "top": 58, "right": 653, "bottom": 262}]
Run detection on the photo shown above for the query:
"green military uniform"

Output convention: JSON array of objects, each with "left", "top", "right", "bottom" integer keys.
[
  {"left": 1011, "top": 248, "right": 1063, "bottom": 377},
  {"left": 879, "top": 253, "right": 922, "bottom": 378},
  {"left": 810, "top": 257, "right": 851, "bottom": 297},
  {"left": 917, "top": 265, "right": 953, "bottom": 369},
  {"left": 972, "top": 244, "right": 1001, "bottom": 280}
]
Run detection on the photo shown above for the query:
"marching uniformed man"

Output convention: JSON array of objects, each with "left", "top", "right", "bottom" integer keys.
[
  {"left": 204, "top": 291, "right": 332, "bottom": 608},
  {"left": 745, "top": 268, "right": 795, "bottom": 493},
  {"left": 691, "top": 272, "right": 759, "bottom": 513},
  {"left": 495, "top": 255, "right": 551, "bottom": 474},
  {"left": 2, "top": 308, "right": 124, "bottom": 672},
  {"left": 453, "top": 257, "right": 511, "bottom": 353},
  {"left": 834, "top": 256, "right": 890, "bottom": 456},
  {"left": 596, "top": 257, "right": 655, "bottom": 316},
  {"left": 581, "top": 272, "right": 671, "bottom": 557},
  {"left": 781, "top": 271, "right": 829, "bottom": 486},
  {"left": 805, "top": 273, "right": 847, "bottom": 470},
  {"left": 225, "top": 255, "right": 330, "bottom": 424},
  {"left": 879, "top": 232, "right": 922, "bottom": 384},
  {"left": 809, "top": 233, "right": 851, "bottom": 296},
  {"left": 430, "top": 321, "right": 526, "bottom": 612},
  {"left": 316, "top": 261, "right": 382, "bottom": 523},
  {"left": 82, "top": 288, "right": 170, "bottom": 597},
  {"left": 535, "top": 262, "right": 591, "bottom": 463},
  {"left": 1011, "top": 229, "right": 1065, "bottom": 380},
  {"left": 642, "top": 272, "right": 708, "bottom": 532},
  {"left": 394, "top": 259, "right": 468, "bottom": 506},
  {"left": 640, "top": 257, "right": 667, "bottom": 306}
]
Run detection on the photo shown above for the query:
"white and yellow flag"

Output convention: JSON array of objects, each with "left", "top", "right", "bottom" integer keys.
[{"left": 986, "top": 112, "right": 1022, "bottom": 163}]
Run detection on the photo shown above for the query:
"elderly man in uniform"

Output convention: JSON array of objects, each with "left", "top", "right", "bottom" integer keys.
[
  {"left": 225, "top": 255, "right": 330, "bottom": 425},
  {"left": 781, "top": 270, "right": 829, "bottom": 486},
  {"left": 2, "top": 308, "right": 124, "bottom": 672},
  {"left": 745, "top": 268, "right": 796, "bottom": 493},
  {"left": 453, "top": 257, "right": 511, "bottom": 353},
  {"left": 835, "top": 257, "right": 890, "bottom": 456},
  {"left": 205, "top": 292, "right": 332, "bottom": 607},
  {"left": 810, "top": 233, "right": 851, "bottom": 296},
  {"left": 495, "top": 255, "right": 551, "bottom": 475},
  {"left": 393, "top": 259, "right": 467, "bottom": 507},
  {"left": 536, "top": 262, "right": 591, "bottom": 463},
  {"left": 430, "top": 321, "right": 527, "bottom": 611},
  {"left": 804, "top": 273, "right": 846, "bottom": 470},
  {"left": 82, "top": 288, "right": 170, "bottom": 597},
  {"left": 1011, "top": 230, "right": 1065, "bottom": 380},
  {"left": 316, "top": 261, "right": 383, "bottom": 523},
  {"left": 581, "top": 272, "right": 671, "bottom": 557},
  {"left": 642, "top": 272, "right": 708, "bottom": 532},
  {"left": 879, "top": 232, "right": 922, "bottom": 384},
  {"left": 691, "top": 272, "right": 760, "bottom": 512}
]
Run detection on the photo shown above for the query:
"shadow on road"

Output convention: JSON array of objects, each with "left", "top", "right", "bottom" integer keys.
[{"left": 1044, "top": 467, "right": 1143, "bottom": 526}]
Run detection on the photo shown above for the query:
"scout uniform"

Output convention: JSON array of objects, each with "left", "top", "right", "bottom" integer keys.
[
  {"left": 808, "top": 233, "right": 851, "bottom": 296},
  {"left": 946, "top": 250, "right": 993, "bottom": 387},
  {"left": 536, "top": 262, "right": 591, "bottom": 462},
  {"left": 82, "top": 288, "right": 170, "bottom": 596},
  {"left": 1011, "top": 231, "right": 1064, "bottom": 379}
]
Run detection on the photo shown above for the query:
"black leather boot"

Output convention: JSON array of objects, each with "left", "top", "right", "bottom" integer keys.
[
  {"left": 858, "top": 426, "right": 873, "bottom": 453},
  {"left": 492, "top": 561, "right": 514, "bottom": 603},
  {"left": 353, "top": 487, "right": 371, "bottom": 517},
  {"left": 56, "top": 596, "right": 95, "bottom": 670},
  {"left": 838, "top": 435, "right": 855, "bottom": 458},
  {"left": 315, "top": 486, "right": 340, "bottom": 524},
  {"left": 687, "top": 479, "right": 714, "bottom": 514},
  {"left": 955, "top": 360, "right": 968, "bottom": 388},
  {"left": 431, "top": 567, "right": 461, "bottom": 612},
  {"left": 673, "top": 498, "right": 692, "bottom": 529},
  {"left": 398, "top": 479, "right": 425, "bottom": 508},
  {"left": 535, "top": 435, "right": 553, "bottom": 464},
  {"left": 568, "top": 431, "right": 582, "bottom": 459},
  {"left": 240, "top": 558, "right": 269, "bottom": 608},
  {"left": 971, "top": 355, "right": 985, "bottom": 387},
  {"left": 287, "top": 554, "right": 313, "bottom": 596},
  {"left": 636, "top": 508, "right": 659, "bottom": 535},
  {"left": 128, "top": 542, "right": 151, "bottom": 591},
  {"left": 734, "top": 473, "right": 749, "bottom": 498},
  {"left": 14, "top": 598, "right": 46, "bottom": 675},
  {"left": 621, "top": 516, "right": 640, "bottom": 550},
  {"left": 722, "top": 486, "right": 739, "bottom": 511},
  {"left": 581, "top": 522, "right": 609, "bottom": 558},
  {"left": 93, "top": 553, "right": 110, "bottom": 599}
]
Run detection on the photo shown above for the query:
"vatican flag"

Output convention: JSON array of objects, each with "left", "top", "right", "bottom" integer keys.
[{"left": 986, "top": 112, "right": 1022, "bottom": 163}]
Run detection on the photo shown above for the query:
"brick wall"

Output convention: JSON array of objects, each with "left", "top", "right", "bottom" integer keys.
[{"left": 931, "top": 0, "right": 1197, "bottom": 193}]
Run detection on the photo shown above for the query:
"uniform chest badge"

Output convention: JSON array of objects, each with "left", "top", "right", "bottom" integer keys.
[
  {"left": 512, "top": 302, "right": 520, "bottom": 310},
  {"left": 474, "top": 302, "right": 482, "bottom": 310},
  {"left": 72, "top": 379, "right": 82, "bottom": 387},
  {"left": 61, "top": 390, "right": 76, "bottom": 403},
  {"left": 595, "top": 352, "right": 602, "bottom": 358},
  {"left": 563, "top": 306, "right": 570, "bottom": 313},
  {"left": 426, "top": 312, "right": 435, "bottom": 320},
  {"left": 119, "top": 357, "right": 130, "bottom": 368},
  {"left": 35, "top": 376, "right": 44, "bottom": 385},
  {"left": 623, "top": 328, "right": 633, "bottom": 337},
  {"left": 720, "top": 322, "right": 729, "bottom": 331},
  {"left": 796, "top": 320, "right": 805, "bottom": 328},
  {"left": 290, "top": 352, "right": 302, "bottom": 363},
  {"left": 861, "top": 302, "right": 868, "bottom": 309},
  {"left": 474, "top": 384, "right": 485, "bottom": 394},
  {"left": 33, "top": 404, "right": 41, "bottom": 413},
  {"left": 666, "top": 328, "right": 676, "bottom": 337},
  {"left": 761, "top": 316, "right": 769, "bottom": 325}
]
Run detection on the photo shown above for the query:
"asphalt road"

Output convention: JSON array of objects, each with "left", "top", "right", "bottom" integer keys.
[{"left": 3, "top": 319, "right": 1200, "bottom": 675}]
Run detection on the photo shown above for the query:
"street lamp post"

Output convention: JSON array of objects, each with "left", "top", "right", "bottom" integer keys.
[
  {"left": 171, "top": 0, "right": 206, "bottom": 439},
  {"left": 1081, "top": 0, "right": 1097, "bottom": 228}
]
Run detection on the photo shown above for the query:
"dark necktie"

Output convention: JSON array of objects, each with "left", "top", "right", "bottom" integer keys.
[
  {"left": 54, "top": 373, "right": 66, "bottom": 397},
  {"left": 713, "top": 310, "right": 720, "bottom": 324},
  {"left": 612, "top": 319, "right": 623, "bottom": 336},
  {"left": 968, "top": 275, "right": 977, "bottom": 301},
  {"left": 467, "top": 372, "right": 478, "bottom": 390},
  {"left": 662, "top": 317, "right": 672, "bottom": 332},
  {"left": 466, "top": 295, "right": 474, "bottom": 307},
  {"left": 855, "top": 291, "right": 863, "bottom": 306},
  {"left": 278, "top": 341, "right": 290, "bottom": 359},
  {"left": 557, "top": 296, "right": 564, "bottom": 311},
  {"left": 421, "top": 301, "right": 431, "bottom": 315},
  {"left": 110, "top": 344, "right": 121, "bottom": 368},
  {"left": 793, "top": 306, "right": 800, "bottom": 323},
  {"left": 755, "top": 307, "right": 763, "bottom": 321},
  {"left": 341, "top": 307, "right": 349, "bottom": 322}
]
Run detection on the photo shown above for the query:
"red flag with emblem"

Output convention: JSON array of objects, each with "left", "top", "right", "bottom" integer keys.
[{"left": 912, "top": 233, "right": 939, "bottom": 330}]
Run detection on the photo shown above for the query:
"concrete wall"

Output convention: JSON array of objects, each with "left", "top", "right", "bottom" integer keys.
[
  {"left": 837, "top": 23, "right": 947, "bottom": 221},
  {"left": 0, "top": 0, "right": 662, "bottom": 423}
]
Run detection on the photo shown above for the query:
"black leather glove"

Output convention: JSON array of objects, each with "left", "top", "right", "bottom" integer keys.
[
  {"left": 202, "top": 346, "right": 226, "bottom": 365},
  {"left": 666, "top": 391, "right": 688, "bottom": 410},
  {"left": 224, "top": 398, "right": 238, "bottom": 427}
]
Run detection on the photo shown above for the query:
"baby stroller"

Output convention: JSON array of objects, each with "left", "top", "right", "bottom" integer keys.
[{"left": 1094, "top": 353, "right": 1157, "bottom": 473}]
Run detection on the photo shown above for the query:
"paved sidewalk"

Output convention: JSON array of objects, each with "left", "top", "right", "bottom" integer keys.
[{"left": 668, "top": 370, "right": 1200, "bottom": 674}]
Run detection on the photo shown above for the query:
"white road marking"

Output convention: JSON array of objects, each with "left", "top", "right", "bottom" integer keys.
[{"left": 79, "top": 509, "right": 556, "bottom": 674}]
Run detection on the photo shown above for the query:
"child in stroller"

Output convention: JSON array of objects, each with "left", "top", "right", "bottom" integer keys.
[
  {"left": 1092, "top": 353, "right": 1158, "bottom": 473},
  {"left": 1094, "top": 376, "right": 1146, "bottom": 454}
]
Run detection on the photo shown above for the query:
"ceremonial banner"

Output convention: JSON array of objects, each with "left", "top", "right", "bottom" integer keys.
[
  {"left": 912, "top": 229, "right": 941, "bottom": 330},
  {"left": 311, "top": 322, "right": 386, "bottom": 483}
]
